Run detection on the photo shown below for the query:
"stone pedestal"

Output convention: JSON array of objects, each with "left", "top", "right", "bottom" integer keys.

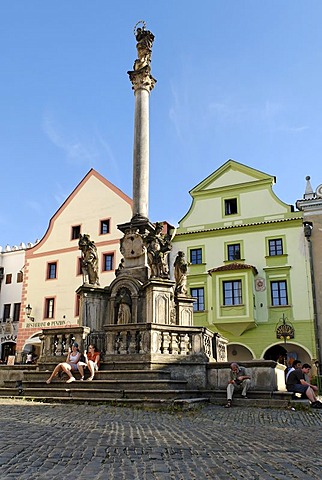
[{"left": 76, "top": 285, "right": 107, "bottom": 332}]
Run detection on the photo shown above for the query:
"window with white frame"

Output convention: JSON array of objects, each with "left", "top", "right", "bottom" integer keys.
[
  {"left": 227, "top": 244, "right": 241, "bottom": 261},
  {"left": 223, "top": 280, "right": 242, "bottom": 305},
  {"left": 271, "top": 280, "right": 288, "bottom": 306},
  {"left": 45, "top": 298, "right": 55, "bottom": 318},
  {"left": 190, "top": 287, "right": 205, "bottom": 311},
  {"left": 190, "top": 248, "right": 202, "bottom": 265},
  {"left": 269, "top": 239, "right": 283, "bottom": 256},
  {"left": 103, "top": 253, "right": 114, "bottom": 271}
]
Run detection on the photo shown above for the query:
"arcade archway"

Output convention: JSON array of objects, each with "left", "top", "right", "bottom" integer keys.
[
  {"left": 263, "top": 343, "right": 312, "bottom": 366},
  {"left": 227, "top": 344, "right": 254, "bottom": 362}
]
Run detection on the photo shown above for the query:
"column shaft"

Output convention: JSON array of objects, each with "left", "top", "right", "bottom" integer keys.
[{"left": 132, "top": 88, "right": 150, "bottom": 219}]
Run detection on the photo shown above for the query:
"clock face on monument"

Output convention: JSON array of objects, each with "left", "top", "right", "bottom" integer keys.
[{"left": 121, "top": 232, "right": 146, "bottom": 258}]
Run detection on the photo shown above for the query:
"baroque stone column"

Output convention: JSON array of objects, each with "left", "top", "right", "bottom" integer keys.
[{"left": 128, "top": 23, "right": 156, "bottom": 222}]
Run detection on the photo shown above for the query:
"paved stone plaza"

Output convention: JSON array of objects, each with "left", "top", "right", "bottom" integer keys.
[{"left": 0, "top": 399, "right": 321, "bottom": 480}]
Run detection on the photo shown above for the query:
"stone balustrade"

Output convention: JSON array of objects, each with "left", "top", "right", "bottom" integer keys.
[
  {"left": 38, "top": 326, "right": 91, "bottom": 363},
  {"left": 104, "top": 323, "right": 215, "bottom": 360}
]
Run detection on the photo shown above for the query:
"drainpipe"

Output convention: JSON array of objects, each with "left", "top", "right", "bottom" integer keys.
[{"left": 304, "top": 222, "right": 322, "bottom": 375}]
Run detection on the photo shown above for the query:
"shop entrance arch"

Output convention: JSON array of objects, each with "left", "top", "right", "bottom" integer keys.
[
  {"left": 263, "top": 343, "right": 312, "bottom": 366},
  {"left": 1, "top": 342, "right": 16, "bottom": 363}
]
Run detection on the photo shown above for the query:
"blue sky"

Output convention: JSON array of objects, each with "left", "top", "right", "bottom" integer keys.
[{"left": 1, "top": 1, "right": 322, "bottom": 248}]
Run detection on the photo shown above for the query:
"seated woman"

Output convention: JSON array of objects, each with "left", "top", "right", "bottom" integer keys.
[
  {"left": 46, "top": 342, "right": 81, "bottom": 384},
  {"left": 77, "top": 344, "right": 100, "bottom": 381}
]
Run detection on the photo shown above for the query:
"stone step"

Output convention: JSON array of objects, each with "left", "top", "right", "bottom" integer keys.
[
  {"left": 4, "top": 378, "right": 188, "bottom": 391},
  {"left": 0, "top": 388, "right": 305, "bottom": 409},
  {"left": 201, "top": 390, "right": 310, "bottom": 408},
  {"left": 0, "top": 386, "right": 205, "bottom": 401},
  {"left": 22, "top": 369, "right": 173, "bottom": 382},
  {"left": 37, "top": 361, "right": 168, "bottom": 372},
  {"left": 0, "top": 393, "right": 211, "bottom": 409}
]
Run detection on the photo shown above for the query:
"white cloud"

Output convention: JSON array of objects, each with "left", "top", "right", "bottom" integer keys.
[{"left": 42, "top": 113, "right": 97, "bottom": 165}]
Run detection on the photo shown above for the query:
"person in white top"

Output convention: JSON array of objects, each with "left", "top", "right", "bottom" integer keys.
[{"left": 46, "top": 342, "right": 81, "bottom": 384}]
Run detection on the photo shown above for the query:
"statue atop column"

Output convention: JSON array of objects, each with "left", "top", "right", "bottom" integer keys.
[
  {"left": 78, "top": 234, "right": 100, "bottom": 286},
  {"left": 133, "top": 26, "right": 154, "bottom": 71},
  {"left": 128, "top": 21, "right": 156, "bottom": 92}
]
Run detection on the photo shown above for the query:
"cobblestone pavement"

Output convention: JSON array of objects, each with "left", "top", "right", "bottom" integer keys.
[{"left": 0, "top": 399, "right": 321, "bottom": 480}]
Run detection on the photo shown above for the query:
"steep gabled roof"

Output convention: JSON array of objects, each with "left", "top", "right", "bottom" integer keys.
[
  {"left": 190, "top": 159, "right": 275, "bottom": 196},
  {"left": 27, "top": 169, "right": 132, "bottom": 253}
]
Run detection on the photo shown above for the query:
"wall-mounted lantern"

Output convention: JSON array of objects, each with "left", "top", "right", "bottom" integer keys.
[
  {"left": 276, "top": 313, "right": 295, "bottom": 344},
  {"left": 25, "top": 304, "right": 34, "bottom": 322}
]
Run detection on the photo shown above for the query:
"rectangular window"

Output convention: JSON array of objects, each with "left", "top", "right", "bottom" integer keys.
[
  {"left": 5, "top": 274, "right": 12, "bottom": 284},
  {"left": 75, "top": 295, "right": 80, "bottom": 317},
  {"left": 223, "top": 280, "right": 242, "bottom": 305},
  {"left": 224, "top": 198, "right": 238, "bottom": 215},
  {"left": 190, "top": 248, "right": 202, "bottom": 265},
  {"left": 100, "top": 219, "right": 110, "bottom": 235},
  {"left": 271, "top": 280, "right": 288, "bottom": 306},
  {"left": 17, "top": 271, "right": 23, "bottom": 283},
  {"left": 77, "top": 257, "right": 83, "bottom": 275},
  {"left": 3, "top": 304, "right": 11, "bottom": 321},
  {"left": 103, "top": 253, "right": 114, "bottom": 271},
  {"left": 227, "top": 244, "right": 241, "bottom": 261},
  {"left": 190, "top": 288, "right": 205, "bottom": 311},
  {"left": 71, "top": 225, "right": 81, "bottom": 240},
  {"left": 45, "top": 298, "right": 55, "bottom": 319},
  {"left": 13, "top": 303, "right": 21, "bottom": 322},
  {"left": 47, "top": 262, "right": 57, "bottom": 279},
  {"left": 269, "top": 239, "right": 283, "bottom": 256}
]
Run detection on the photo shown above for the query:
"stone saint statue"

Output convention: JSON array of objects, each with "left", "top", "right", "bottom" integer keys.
[
  {"left": 116, "top": 288, "right": 132, "bottom": 324},
  {"left": 145, "top": 222, "right": 172, "bottom": 279},
  {"left": 174, "top": 251, "right": 188, "bottom": 295},
  {"left": 133, "top": 26, "right": 155, "bottom": 71},
  {"left": 78, "top": 234, "right": 100, "bottom": 286}
]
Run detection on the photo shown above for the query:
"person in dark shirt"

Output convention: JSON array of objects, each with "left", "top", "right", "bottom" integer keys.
[
  {"left": 286, "top": 363, "right": 322, "bottom": 409},
  {"left": 225, "top": 363, "right": 251, "bottom": 408}
]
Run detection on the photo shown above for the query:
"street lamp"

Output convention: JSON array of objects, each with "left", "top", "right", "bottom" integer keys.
[{"left": 25, "top": 304, "right": 34, "bottom": 322}]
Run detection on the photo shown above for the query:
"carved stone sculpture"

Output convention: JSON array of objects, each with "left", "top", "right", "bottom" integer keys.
[
  {"left": 133, "top": 26, "right": 155, "bottom": 71},
  {"left": 128, "top": 21, "right": 156, "bottom": 93},
  {"left": 174, "top": 251, "right": 188, "bottom": 295},
  {"left": 115, "top": 287, "right": 132, "bottom": 324},
  {"left": 145, "top": 222, "right": 172, "bottom": 279},
  {"left": 78, "top": 234, "right": 100, "bottom": 286}
]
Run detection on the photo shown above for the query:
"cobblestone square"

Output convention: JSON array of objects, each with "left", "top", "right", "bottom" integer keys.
[{"left": 0, "top": 399, "right": 321, "bottom": 479}]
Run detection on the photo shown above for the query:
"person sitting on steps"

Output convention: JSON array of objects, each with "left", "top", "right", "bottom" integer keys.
[
  {"left": 46, "top": 342, "right": 81, "bottom": 384},
  {"left": 77, "top": 344, "right": 100, "bottom": 381},
  {"left": 225, "top": 362, "right": 251, "bottom": 408},
  {"left": 286, "top": 363, "right": 322, "bottom": 409}
]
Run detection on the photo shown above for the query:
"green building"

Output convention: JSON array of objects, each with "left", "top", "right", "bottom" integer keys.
[{"left": 172, "top": 160, "right": 317, "bottom": 365}]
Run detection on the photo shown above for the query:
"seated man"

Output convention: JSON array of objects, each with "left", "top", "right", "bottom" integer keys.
[
  {"left": 225, "top": 362, "right": 251, "bottom": 408},
  {"left": 285, "top": 359, "right": 302, "bottom": 384},
  {"left": 286, "top": 363, "right": 322, "bottom": 409}
]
